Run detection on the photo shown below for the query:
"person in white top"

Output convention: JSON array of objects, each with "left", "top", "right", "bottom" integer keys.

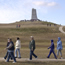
[{"left": 15, "top": 37, "right": 21, "bottom": 58}]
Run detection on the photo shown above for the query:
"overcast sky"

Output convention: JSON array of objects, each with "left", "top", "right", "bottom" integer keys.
[{"left": 0, "top": 0, "right": 65, "bottom": 25}]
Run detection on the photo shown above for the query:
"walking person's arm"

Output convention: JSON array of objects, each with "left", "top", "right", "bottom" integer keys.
[
  {"left": 48, "top": 43, "right": 53, "bottom": 49},
  {"left": 6, "top": 43, "right": 13, "bottom": 49}
]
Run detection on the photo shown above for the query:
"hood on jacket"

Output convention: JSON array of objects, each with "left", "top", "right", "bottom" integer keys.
[
  {"left": 58, "top": 37, "right": 61, "bottom": 41},
  {"left": 51, "top": 40, "right": 53, "bottom": 43}
]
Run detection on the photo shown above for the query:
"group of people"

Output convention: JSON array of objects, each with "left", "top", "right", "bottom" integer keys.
[
  {"left": 4, "top": 36, "right": 63, "bottom": 63},
  {"left": 4, "top": 37, "right": 21, "bottom": 63},
  {"left": 47, "top": 37, "right": 63, "bottom": 59},
  {"left": 4, "top": 36, "right": 37, "bottom": 63},
  {"left": 16, "top": 24, "right": 20, "bottom": 28},
  {"left": 4, "top": 38, "right": 16, "bottom": 63}
]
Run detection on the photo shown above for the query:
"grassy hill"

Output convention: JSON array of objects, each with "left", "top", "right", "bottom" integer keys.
[
  {"left": 0, "top": 21, "right": 57, "bottom": 28},
  {"left": 0, "top": 21, "right": 60, "bottom": 43},
  {"left": 0, "top": 21, "right": 65, "bottom": 61}
]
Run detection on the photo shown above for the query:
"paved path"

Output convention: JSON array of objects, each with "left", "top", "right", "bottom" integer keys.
[
  {"left": 59, "top": 26, "right": 65, "bottom": 34},
  {"left": 0, "top": 58, "right": 65, "bottom": 62}
]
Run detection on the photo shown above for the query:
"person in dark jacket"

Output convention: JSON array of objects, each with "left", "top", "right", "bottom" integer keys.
[
  {"left": 47, "top": 40, "right": 57, "bottom": 59},
  {"left": 6, "top": 39, "right": 16, "bottom": 63},
  {"left": 4, "top": 38, "right": 10, "bottom": 59},
  {"left": 29, "top": 36, "right": 37, "bottom": 60}
]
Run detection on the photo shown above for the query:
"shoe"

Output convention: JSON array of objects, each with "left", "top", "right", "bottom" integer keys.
[
  {"left": 11, "top": 58, "right": 13, "bottom": 60},
  {"left": 13, "top": 61, "right": 16, "bottom": 63},
  {"left": 5, "top": 60, "right": 9, "bottom": 62},
  {"left": 4, "top": 57, "right": 6, "bottom": 60},
  {"left": 35, "top": 57, "right": 38, "bottom": 59},
  {"left": 60, "top": 57, "right": 63, "bottom": 59},
  {"left": 15, "top": 57, "right": 17, "bottom": 58},
  {"left": 55, "top": 58, "right": 57, "bottom": 59},
  {"left": 47, "top": 57, "right": 49, "bottom": 58},
  {"left": 28, "top": 59, "right": 32, "bottom": 61}
]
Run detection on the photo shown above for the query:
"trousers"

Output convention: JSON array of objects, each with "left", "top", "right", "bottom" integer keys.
[
  {"left": 7, "top": 51, "right": 16, "bottom": 62},
  {"left": 4, "top": 51, "right": 8, "bottom": 59},
  {"left": 15, "top": 48, "right": 21, "bottom": 58},
  {"left": 47, "top": 49, "right": 57, "bottom": 59},
  {"left": 57, "top": 49, "right": 62, "bottom": 56},
  {"left": 30, "top": 49, "right": 37, "bottom": 60}
]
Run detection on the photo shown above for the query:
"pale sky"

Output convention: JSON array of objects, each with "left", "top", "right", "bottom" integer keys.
[{"left": 0, "top": 0, "right": 65, "bottom": 25}]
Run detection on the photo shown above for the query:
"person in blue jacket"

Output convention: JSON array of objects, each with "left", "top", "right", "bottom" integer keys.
[
  {"left": 47, "top": 40, "right": 57, "bottom": 59},
  {"left": 57, "top": 37, "right": 63, "bottom": 59}
]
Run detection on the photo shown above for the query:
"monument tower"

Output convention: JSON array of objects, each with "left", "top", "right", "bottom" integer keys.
[{"left": 31, "top": 8, "right": 39, "bottom": 21}]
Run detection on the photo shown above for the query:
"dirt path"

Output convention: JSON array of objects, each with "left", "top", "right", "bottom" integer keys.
[
  {"left": 0, "top": 58, "right": 65, "bottom": 62},
  {"left": 59, "top": 26, "right": 65, "bottom": 34}
]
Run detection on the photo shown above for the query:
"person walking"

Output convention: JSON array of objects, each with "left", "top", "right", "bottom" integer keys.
[
  {"left": 15, "top": 37, "right": 21, "bottom": 58},
  {"left": 29, "top": 36, "right": 37, "bottom": 60},
  {"left": 47, "top": 40, "right": 57, "bottom": 59},
  {"left": 6, "top": 39, "right": 16, "bottom": 63},
  {"left": 4, "top": 38, "right": 10, "bottom": 59},
  {"left": 57, "top": 37, "right": 63, "bottom": 59}
]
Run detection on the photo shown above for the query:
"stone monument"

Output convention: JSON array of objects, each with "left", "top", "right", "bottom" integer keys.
[{"left": 31, "top": 8, "right": 40, "bottom": 21}]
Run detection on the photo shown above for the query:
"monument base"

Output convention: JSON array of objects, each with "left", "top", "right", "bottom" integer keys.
[{"left": 30, "top": 19, "right": 41, "bottom": 22}]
